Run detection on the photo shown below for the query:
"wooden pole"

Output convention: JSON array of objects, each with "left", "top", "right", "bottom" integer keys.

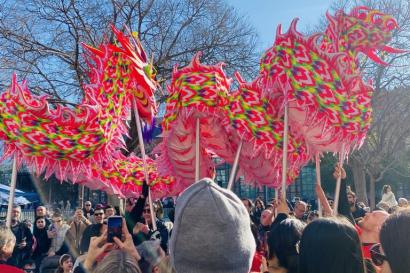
[
  {"left": 333, "top": 144, "right": 346, "bottom": 215},
  {"left": 281, "top": 105, "right": 289, "bottom": 201},
  {"left": 195, "top": 118, "right": 200, "bottom": 182},
  {"left": 227, "top": 140, "right": 243, "bottom": 191},
  {"left": 78, "top": 185, "right": 85, "bottom": 208},
  {"left": 315, "top": 153, "right": 322, "bottom": 217},
  {"left": 132, "top": 98, "right": 157, "bottom": 230},
  {"left": 6, "top": 155, "right": 18, "bottom": 227}
]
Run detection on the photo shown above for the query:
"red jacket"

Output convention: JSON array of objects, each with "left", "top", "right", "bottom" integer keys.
[{"left": 0, "top": 264, "right": 25, "bottom": 273}]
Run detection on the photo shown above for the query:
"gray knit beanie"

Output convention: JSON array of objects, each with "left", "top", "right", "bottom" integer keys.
[{"left": 170, "top": 178, "right": 256, "bottom": 273}]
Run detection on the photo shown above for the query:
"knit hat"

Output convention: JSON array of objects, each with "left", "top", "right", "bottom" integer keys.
[{"left": 170, "top": 178, "right": 256, "bottom": 273}]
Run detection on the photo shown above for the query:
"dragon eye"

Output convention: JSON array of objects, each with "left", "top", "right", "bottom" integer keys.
[
  {"left": 385, "top": 18, "right": 398, "bottom": 31},
  {"left": 372, "top": 14, "right": 382, "bottom": 25}
]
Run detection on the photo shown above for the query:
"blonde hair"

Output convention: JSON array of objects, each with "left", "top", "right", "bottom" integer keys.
[
  {"left": 156, "top": 256, "right": 176, "bottom": 273},
  {"left": 93, "top": 250, "right": 141, "bottom": 273}
]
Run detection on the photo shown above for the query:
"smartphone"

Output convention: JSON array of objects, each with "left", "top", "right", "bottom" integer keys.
[{"left": 107, "top": 216, "right": 123, "bottom": 243}]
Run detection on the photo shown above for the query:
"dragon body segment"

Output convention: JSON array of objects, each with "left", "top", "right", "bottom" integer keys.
[
  {"left": 0, "top": 26, "right": 161, "bottom": 196},
  {"left": 259, "top": 7, "right": 403, "bottom": 155}
]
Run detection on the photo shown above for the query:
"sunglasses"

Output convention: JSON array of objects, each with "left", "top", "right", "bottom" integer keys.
[
  {"left": 85, "top": 204, "right": 91, "bottom": 206},
  {"left": 370, "top": 243, "right": 388, "bottom": 266},
  {"left": 143, "top": 209, "right": 151, "bottom": 214},
  {"left": 24, "top": 269, "right": 35, "bottom": 273},
  {"left": 94, "top": 213, "right": 104, "bottom": 216}
]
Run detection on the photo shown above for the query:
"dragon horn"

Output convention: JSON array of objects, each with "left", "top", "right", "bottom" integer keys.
[
  {"left": 365, "top": 49, "right": 389, "bottom": 66},
  {"left": 381, "top": 45, "right": 409, "bottom": 54}
]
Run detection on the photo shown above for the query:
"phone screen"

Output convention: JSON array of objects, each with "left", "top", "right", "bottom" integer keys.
[{"left": 107, "top": 216, "right": 122, "bottom": 243}]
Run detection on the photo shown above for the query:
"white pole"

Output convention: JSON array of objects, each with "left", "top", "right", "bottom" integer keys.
[
  {"left": 315, "top": 153, "right": 322, "bottom": 217},
  {"left": 6, "top": 155, "right": 18, "bottom": 227},
  {"left": 281, "top": 105, "right": 289, "bottom": 201},
  {"left": 132, "top": 98, "right": 156, "bottom": 230},
  {"left": 195, "top": 118, "right": 200, "bottom": 182},
  {"left": 333, "top": 144, "right": 346, "bottom": 215},
  {"left": 227, "top": 140, "right": 243, "bottom": 191}
]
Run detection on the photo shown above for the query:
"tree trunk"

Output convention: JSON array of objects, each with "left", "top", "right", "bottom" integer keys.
[
  {"left": 369, "top": 176, "right": 376, "bottom": 209},
  {"left": 350, "top": 158, "right": 368, "bottom": 205}
]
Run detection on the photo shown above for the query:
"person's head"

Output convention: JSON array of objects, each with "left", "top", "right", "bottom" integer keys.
[
  {"left": 267, "top": 218, "right": 305, "bottom": 273},
  {"left": 0, "top": 225, "right": 16, "bottom": 261},
  {"left": 143, "top": 204, "right": 157, "bottom": 225},
  {"left": 299, "top": 217, "right": 364, "bottom": 273},
  {"left": 52, "top": 213, "right": 64, "bottom": 228},
  {"left": 74, "top": 207, "right": 84, "bottom": 219},
  {"left": 94, "top": 249, "right": 141, "bottom": 273},
  {"left": 105, "top": 205, "right": 115, "bottom": 217},
  {"left": 255, "top": 198, "right": 264, "bottom": 209},
  {"left": 383, "top": 185, "right": 391, "bottom": 194},
  {"left": 84, "top": 201, "right": 92, "bottom": 211},
  {"left": 12, "top": 205, "right": 21, "bottom": 222},
  {"left": 241, "top": 198, "right": 253, "bottom": 214},
  {"left": 294, "top": 201, "right": 307, "bottom": 220},
  {"left": 377, "top": 209, "right": 410, "bottom": 273},
  {"left": 94, "top": 206, "right": 105, "bottom": 224},
  {"left": 154, "top": 256, "right": 175, "bottom": 273},
  {"left": 36, "top": 206, "right": 47, "bottom": 217},
  {"left": 347, "top": 191, "right": 357, "bottom": 206},
  {"left": 358, "top": 210, "right": 389, "bottom": 234},
  {"left": 22, "top": 259, "right": 36, "bottom": 273},
  {"left": 170, "top": 178, "right": 255, "bottom": 273},
  {"left": 398, "top": 198, "right": 408, "bottom": 208},
  {"left": 260, "top": 209, "right": 274, "bottom": 227},
  {"left": 35, "top": 216, "right": 47, "bottom": 230},
  {"left": 56, "top": 254, "right": 73, "bottom": 273}
]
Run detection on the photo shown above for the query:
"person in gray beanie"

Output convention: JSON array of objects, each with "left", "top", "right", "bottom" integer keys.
[{"left": 170, "top": 178, "right": 256, "bottom": 273}]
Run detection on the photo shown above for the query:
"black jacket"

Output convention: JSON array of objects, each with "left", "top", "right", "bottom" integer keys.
[
  {"left": 33, "top": 227, "right": 51, "bottom": 258},
  {"left": 8, "top": 221, "right": 34, "bottom": 267},
  {"left": 125, "top": 181, "right": 149, "bottom": 233},
  {"left": 132, "top": 219, "right": 170, "bottom": 253}
]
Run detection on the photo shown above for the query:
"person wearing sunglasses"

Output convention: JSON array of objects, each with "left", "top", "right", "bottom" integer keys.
[
  {"left": 82, "top": 201, "right": 94, "bottom": 220},
  {"left": 80, "top": 206, "right": 106, "bottom": 255},
  {"left": 133, "top": 203, "right": 169, "bottom": 254},
  {"left": 373, "top": 209, "right": 410, "bottom": 273},
  {"left": 47, "top": 212, "right": 70, "bottom": 257}
]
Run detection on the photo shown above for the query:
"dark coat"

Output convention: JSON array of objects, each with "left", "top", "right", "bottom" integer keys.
[
  {"left": 33, "top": 227, "right": 51, "bottom": 257},
  {"left": 8, "top": 221, "right": 34, "bottom": 268}
]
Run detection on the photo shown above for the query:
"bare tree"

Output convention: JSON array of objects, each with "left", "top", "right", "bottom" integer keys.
[
  {"left": 0, "top": 0, "right": 259, "bottom": 152},
  {"left": 350, "top": 88, "right": 410, "bottom": 207},
  {"left": 317, "top": 0, "right": 410, "bottom": 206}
]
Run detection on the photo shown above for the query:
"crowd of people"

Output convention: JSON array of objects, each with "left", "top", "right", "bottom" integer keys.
[{"left": 0, "top": 164, "right": 409, "bottom": 273}]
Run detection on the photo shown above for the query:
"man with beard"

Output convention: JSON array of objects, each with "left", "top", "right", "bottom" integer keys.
[
  {"left": 347, "top": 191, "right": 366, "bottom": 222},
  {"left": 8, "top": 206, "right": 34, "bottom": 268}
]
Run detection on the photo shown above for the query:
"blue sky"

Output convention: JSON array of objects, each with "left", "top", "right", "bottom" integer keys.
[{"left": 226, "top": 0, "right": 334, "bottom": 50}]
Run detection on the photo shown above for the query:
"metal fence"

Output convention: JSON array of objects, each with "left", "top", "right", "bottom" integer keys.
[{"left": 0, "top": 208, "right": 75, "bottom": 223}]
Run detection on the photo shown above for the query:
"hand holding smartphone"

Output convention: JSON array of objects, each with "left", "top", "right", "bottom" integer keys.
[{"left": 107, "top": 216, "right": 123, "bottom": 243}]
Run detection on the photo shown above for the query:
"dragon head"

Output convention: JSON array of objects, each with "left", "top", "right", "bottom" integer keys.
[
  {"left": 82, "top": 26, "right": 158, "bottom": 123},
  {"left": 324, "top": 6, "right": 406, "bottom": 65}
]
